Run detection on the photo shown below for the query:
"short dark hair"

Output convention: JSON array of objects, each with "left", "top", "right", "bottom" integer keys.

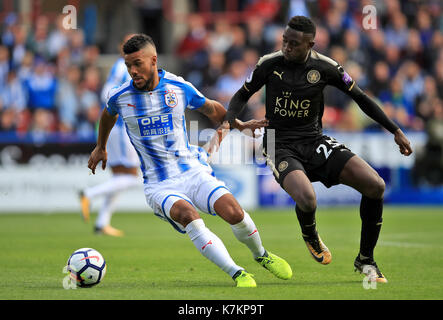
[
  {"left": 288, "top": 16, "right": 316, "bottom": 37},
  {"left": 122, "top": 34, "right": 156, "bottom": 54}
]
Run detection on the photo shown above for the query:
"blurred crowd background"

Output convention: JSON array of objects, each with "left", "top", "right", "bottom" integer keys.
[{"left": 0, "top": 0, "right": 442, "bottom": 184}]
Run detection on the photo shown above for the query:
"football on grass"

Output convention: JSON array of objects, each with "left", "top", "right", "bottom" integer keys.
[{"left": 66, "top": 248, "right": 106, "bottom": 287}]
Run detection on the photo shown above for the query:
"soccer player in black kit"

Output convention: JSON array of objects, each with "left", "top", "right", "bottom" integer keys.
[{"left": 223, "top": 16, "right": 413, "bottom": 283}]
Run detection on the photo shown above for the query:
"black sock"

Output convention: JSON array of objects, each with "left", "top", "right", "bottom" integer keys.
[
  {"left": 295, "top": 205, "right": 317, "bottom": 238},
  {"left": 359, "top": 196, "right": 383, "bottom": 260}
]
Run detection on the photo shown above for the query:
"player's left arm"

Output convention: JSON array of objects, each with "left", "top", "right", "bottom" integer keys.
[
  {"left": 329, "top": 65, "right": 413, "bottom": 156},
  {"left": 198, "top": 99, "right": 268, "bottom": 154},
  {"left": 198, "top": 99, "right": 268, "bottom": 130},
  {"left": 348, "top": 85, "right": 412, "bottom": 156},
  {"left": 88, "top": 107, "right": 118, "bottom": 174}
]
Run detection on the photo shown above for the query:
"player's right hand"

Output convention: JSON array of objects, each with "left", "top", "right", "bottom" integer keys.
[
  {"left": 394, "top": 129, "right": 413, "bottom": 156},
  {"left": 88, "top": 147, "right": 107, "bottom": 174},
  {"left": 235, "top": 118, "right": 269, "bottom": 133}
]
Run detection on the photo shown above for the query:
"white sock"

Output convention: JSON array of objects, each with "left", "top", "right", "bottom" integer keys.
[
  {"left": 84, "top": 174, "right": 139, "bottom": 198},
  {"left": 231, "top": 211, "right": 266, "bottom": 259},
  {"left": 185, "top": 219, "right": 242, "bottom": 278},
  {"left": 95, "top": 193, "right": 119, "bottom": 229}
]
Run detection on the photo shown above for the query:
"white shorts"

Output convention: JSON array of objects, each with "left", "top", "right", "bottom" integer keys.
[
  {"left": 144, "top": 166, "right": 231, "bottom": 233},
  {"left": 107, "top": 124, "right": 140, "bottom": 168}
]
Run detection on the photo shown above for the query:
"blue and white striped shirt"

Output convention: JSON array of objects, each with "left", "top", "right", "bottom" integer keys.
[
  {"left": 101, "top": 57, "right": 132, "bottom": 127},
  {"left": 106, "top": 69, "right": 209, "bottom": 184}
]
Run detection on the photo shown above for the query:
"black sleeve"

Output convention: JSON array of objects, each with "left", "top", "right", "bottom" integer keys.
[
  {"left": 224, "top": 86, "right": 251, "bottom": 122},
  {"left": 348, "top": 84, "right": 399, "bottom": 134},
  {"left": 224, "top": 61, "right": 268, "bottom": 122},
  {"left": 325, "top": 63, "right": 399, "bottom": 134}
]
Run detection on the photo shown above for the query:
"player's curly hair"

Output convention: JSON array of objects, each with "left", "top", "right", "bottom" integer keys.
[
  {"left": 122, "top": 34, "right": 156, "bottom": 54},
  {"left": 288, "top": 16, "right": 316, "bottom": 36}
]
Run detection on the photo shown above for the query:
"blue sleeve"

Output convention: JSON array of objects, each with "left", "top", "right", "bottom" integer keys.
[
  {"left": 106, "top": 91, "right": 119, "bottom": 116},
  {"left": 183, "top": 81, "right": 206, "bottom": 110}
]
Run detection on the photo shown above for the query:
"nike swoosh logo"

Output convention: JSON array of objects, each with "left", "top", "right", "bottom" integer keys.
[
  {"left": 127, "top": 103, "right": 136, "bottom": 108},
  {"left": 248, "top": 229, "right": 258, "bottom": 237},
  {"left": 305, "top": 242, "right": 325, "bottom": 263},
  {"left": 80, "top": 255, "right": 100, "bottom": 262},
  {"left": 201, "top": 240, "right": 212, "bottom": 251}
]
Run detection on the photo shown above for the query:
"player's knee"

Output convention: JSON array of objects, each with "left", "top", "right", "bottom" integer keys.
[
  {"left": 221, "top": 203, "right": 244, "bottom": 225},
  {"left": 297, "top": 191, "right": 317, "bottom": 212},
  {"left": 214, "top": 194, "right": 244, "bottom": 224},
  {"left": 366, "top": 176, "right": 385, "bottom": 199},
  {"left": 170, "top": 203, "right": 200, "bottom": 227}
]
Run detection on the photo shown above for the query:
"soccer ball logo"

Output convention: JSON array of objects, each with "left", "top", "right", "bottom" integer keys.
[{"left": 66, "top": 248, "right": 106, "bottom": 288}]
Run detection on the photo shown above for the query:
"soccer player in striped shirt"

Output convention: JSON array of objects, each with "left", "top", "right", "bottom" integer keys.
[{"left": 87, "top": 34, "right": 292, "bottom": 287}]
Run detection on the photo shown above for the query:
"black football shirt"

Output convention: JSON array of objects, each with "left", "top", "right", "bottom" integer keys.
[{"left": 243, "top": 50, "right": 355, "bottom": 144}]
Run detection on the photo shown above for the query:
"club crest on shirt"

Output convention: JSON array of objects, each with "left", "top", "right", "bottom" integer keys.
[
  {"left": 164, "top": 90, "right": 178, "bottom": 108},
  {"left": 307, "top": 69, "right": 321, "bottom": 84},
  {"left": 278, "top": 161, "right": 288, "bottom": 172}
]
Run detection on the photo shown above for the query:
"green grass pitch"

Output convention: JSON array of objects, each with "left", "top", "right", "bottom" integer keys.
[{"left": 0, "top": 206, "right": 442, "bottom": 300}]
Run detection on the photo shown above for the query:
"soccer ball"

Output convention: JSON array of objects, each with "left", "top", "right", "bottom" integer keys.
[{"left": 66, "top": 248, "right": 106, "bottom": 287}]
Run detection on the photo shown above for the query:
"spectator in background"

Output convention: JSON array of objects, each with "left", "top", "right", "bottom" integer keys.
[
  {"left": 56, "top": 65, "right": 81, "bottom": 133},
  {"left": 324, "top": 8, "right": 344, "bottom": 45},
  {"left": 23, "top": 59, "right": 57, "bottom": 112},
  {"left": 244, "top": 0, "right": 281, "bottom": 23},
  {"left": 69, "top": 29, "right": 86, "bottom": 66},
  {"left": 76, "top": 66, "right": 101, "bottom": 138},
  {"left": 17, "top": 50, "right": 33, "bottom": 83},
  {"left": 0, "top": 70, "right": 26, "bottom": 133},
  {"left": 11, "top": 25, "right": 28, "bottom": 69},
  {"left": 1, "top": 70, "right": 26, "bottom": 112},
  {"left": 200, "top": 50, "right": 226, "bottom": 99},
  {"left": 343, "top": 29, "right": 367, "bottom": 70},
  {"left": 380, "top": 77, "right": 411, "bottom": 130},
  {"left": 176, "top": 14, "right": 208, "bottom": 58},
  {"left": 384, "top": 12, "right": 409, "bottom": 49},
  {"left": 434, "top": 58, "right": 443, "bottom": 99},
  {"left": 23, "top": 59, "right": 58, "bottom": 135},
  {"left": 416, "top": 8, "right": 433, "bottom": 48},
  {"left": 242, "top": 47, "right": 259, "bottom": 74},
  {"left": 312, "top": 25, "right": 330, "bottom": 54},
  {"left": 30, "top": 108, "right": 55, "bottom": 141},
  {"left": 244, "top": 15, "right": 269, "bottom": 56},
  {"left": 384, "top": 44, "right": 402, "bottom": 76},
  {"left": 226, "top": 26, "right": 246, "bottom": 65},
  {"left": 83, "top": 45, "right": 100, "bottom": 67},
  {"left": 47, "top": 14, "right": 70, "bottom": 60},
  {"left": 215, "top": 59, "right": 251, "bottom": 119},
  {"left": 425, "top": 31, "right": 443, "bottom": 72},
  {"left": 404, "top": 29, "right": 425, "bottom": 68},
  {"left": 415, "top": 76, "right": 440, "bottom": 123},
  {"left": 366, "top": 29, "right": 387, "bottom": 65},
  {"left": 208, "top": 18, "right": 234, "bottom": 54},
  {"left": 370, "top": 61, "right": 392, "bottom": 100},
  {"left": 0, "top": 45, "right": 10, "bottom": 89},
  {"left": 400, "top": 61, "right": 425, "bottom": 116},
  {"left": 1, "top": 13, "right": 17, "bottom": 48},
  {"left": 26, "top": 15, "right": 50, "bottom": 59}
]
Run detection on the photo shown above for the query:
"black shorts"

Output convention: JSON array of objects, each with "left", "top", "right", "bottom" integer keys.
[{"left": 263, "top": 135, "right": 355, "bottom": 188}]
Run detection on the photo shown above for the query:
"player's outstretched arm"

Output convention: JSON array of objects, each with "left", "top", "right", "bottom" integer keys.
[
  {"left": 349, "top": 84, "right": 413, "bottom": 156},
  {"left": 88, "top": 108, "right": 118, "bottom": 174},
  {"left": 199, "top": 98, "right": 268, "bottom": 154}
]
